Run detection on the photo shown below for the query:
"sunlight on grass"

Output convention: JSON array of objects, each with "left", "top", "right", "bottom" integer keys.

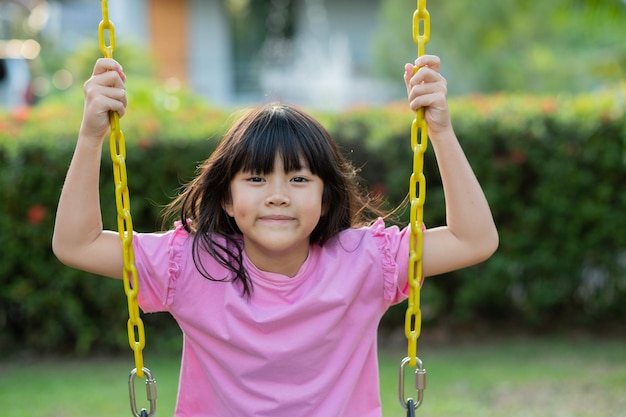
[
  {"left": 0, "top": 355, "right": 180, "bottom": 417},
  {"left": 379, "top": 336, "right": 626, "bottom": 417},
  {"left": 1, "top": 336, "right": 624, "bottom": 417}
]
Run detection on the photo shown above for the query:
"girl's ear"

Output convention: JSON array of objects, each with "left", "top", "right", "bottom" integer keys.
[
  {"left": 322, "top": 185, "right": 333, "bottom": 217},
  {"left": 222, "top": 194, "right": 234, "bottom": 217},
  {"left": 320, "top": 193, "right": 329, "bottom": 217},
  {"left": 321, "top": 201, "right": 329, "bottom": 217}
]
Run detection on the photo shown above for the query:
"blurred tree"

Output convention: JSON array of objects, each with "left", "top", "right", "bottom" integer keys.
[
  {"left": 0, "top": 0, "right": 51, "bottom": 40},
  {"left": 373, "top": 0, "right": 626, "bottom": 94}
]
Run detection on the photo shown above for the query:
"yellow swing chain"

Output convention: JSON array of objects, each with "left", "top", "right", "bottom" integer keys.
[
  {"left": 399, "top": 0, "right": 430, "bottom": 412},
  {"left": 98, "top": 2, "right": 157, "bottom": 416}
]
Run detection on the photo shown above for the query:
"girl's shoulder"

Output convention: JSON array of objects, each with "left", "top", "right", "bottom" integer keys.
[
  {"left": 328, "top": 218, "right": 408, "bottom": 255},
  {"left": 321, "top": 218, "right": 411, "bottom": 303},
  {"left": 135, "top": 220, "right": 192, "bottom": 247},
  {"left": 135, "top": 220, "right": 240, "bottom": 255}
]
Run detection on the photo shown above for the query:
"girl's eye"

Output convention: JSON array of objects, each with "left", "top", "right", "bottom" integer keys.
[
  {"left": 247, "top": 176, "right": 264, "bottom": 182},
  {"left": 291, "top": 176, "right": 308, "bottom": 183}
]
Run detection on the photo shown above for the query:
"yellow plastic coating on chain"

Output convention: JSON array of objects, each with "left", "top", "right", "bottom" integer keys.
[
  {"left": 99, "top": 0, "right": 146, "bottom": 380},
  {"left": 405, "top": 0, "right": 430, "bottom": 369}
]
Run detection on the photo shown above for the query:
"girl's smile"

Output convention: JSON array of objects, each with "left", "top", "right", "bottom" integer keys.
[{"left": 260, "top": 215, "right": 295, "bottom": 223}]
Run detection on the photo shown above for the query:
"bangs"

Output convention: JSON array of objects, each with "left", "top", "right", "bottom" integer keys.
[
  {"left": 230, "top": 105, "right": 328, "bottom": 177},
  {"left": 238, "top": 122, "right": 306, "bottom": 174}
]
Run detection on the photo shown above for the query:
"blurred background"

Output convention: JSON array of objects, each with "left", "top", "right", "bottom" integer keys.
[
  {"left": 2, "top": 0, "right": 626, "bottom": 368},
  {"left": 1, "top": 1, "right": 625, "bottom": 416},
  {"left": 2, "top": 0, "right": 625, "bottom": 110}
]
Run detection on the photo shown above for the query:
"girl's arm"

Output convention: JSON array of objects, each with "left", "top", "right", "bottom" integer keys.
[
  {"left": 404, "top": 55, "right": 498, "bottom": 278},
  {"left": 52, "top": 58, "right": 128, "bottom": 280}
]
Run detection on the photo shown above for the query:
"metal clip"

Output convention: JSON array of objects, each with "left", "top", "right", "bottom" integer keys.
[
  {"left": 398, "top": 356, "right": 426, "bottom": 410},
  {"left": 129, "top": 367, "right": 158, "bottom": 417}
]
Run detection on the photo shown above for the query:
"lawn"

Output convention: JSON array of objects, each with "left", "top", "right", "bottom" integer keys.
[
  {"left": 1, "top": 334, "right": 624, "bottom": 417},
  {"left": 378, "top": 333, "right": 626, "bottom": 417}
]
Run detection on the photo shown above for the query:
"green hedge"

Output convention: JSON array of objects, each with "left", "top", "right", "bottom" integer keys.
[{"left": 1, "top": 83, "right": 625, "bottom": 355}]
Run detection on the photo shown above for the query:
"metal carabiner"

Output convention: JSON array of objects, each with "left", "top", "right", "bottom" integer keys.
[
  {"left": 129, "top": 367, "right": 158, "bottom": 417},
  {"left": 398, "top": 356, "right": 426, "bottom": 411}
]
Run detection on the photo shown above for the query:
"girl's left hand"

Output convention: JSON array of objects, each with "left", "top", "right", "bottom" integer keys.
[{"left": 403, "top": 55, "right": 452, "bottom": 135}]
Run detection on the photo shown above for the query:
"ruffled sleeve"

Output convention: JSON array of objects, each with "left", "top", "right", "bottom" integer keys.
[
  {"left": 370, "top": 218, "right": 416, "bottom": 305},
  {"left": 133, "top": 221, "right": 190, "bottom": 313}
]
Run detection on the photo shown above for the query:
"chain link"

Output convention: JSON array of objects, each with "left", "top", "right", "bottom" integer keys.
[
  {"left": 399, "top": 1, "right": 430, "bottom": 412},
  {"left": 99, "top": 0, "right": 146, "bottom": 380},
  {"left": 98, "top": 3, "right": 157, "bottom": 414},
  {"left": 405, "top": 0, "right": 430, "bottom": 369}
]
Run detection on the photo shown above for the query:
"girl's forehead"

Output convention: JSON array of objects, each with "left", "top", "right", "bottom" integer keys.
[{"left": 240, "top": 152, "right": 310, "bottom": 173}]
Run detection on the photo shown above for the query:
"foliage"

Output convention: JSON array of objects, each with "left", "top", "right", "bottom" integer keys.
[
  {"left": 373, "top": 0, "right": 626, "bottom": 95},
  {"left": 0, "top": 79, "right": 226, "bottom": 355},
  {"left": 442, "top": 88, "right": 626, "bottom": 326},
  {"left": 1, "top": 83, "right": 625, "bottom": 355}
]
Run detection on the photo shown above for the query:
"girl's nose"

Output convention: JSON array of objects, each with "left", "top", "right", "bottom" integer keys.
[
  {"left": 265, "top": 193, "right": 290, "bottom": 206},
  {"left": 265, "top": 181, "right": 290, "bottom": 206}
]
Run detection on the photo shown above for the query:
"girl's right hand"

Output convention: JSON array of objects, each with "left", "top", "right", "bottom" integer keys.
[
  {"left": 80, "top": 58, "right": 127, "bottom": 141},
  {"left": 403, "top": 55, "right": 451, "bottom": 136}
]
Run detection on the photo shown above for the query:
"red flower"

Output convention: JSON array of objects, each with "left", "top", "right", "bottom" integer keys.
[
  {"left": 138, "top": 137, "right": 152, "bottom": 149},
  {"left": 510, "top": 149, "right": 527, "bottom": 165},
  {"left": 371, "top": 182, "right": 387, "bottom": 198},
  {"left": 541, "top": 99, "right": 557, "bottom": 114},
  {"left": 27, "top": 204, "right": 46, "bottom": 225},
  {"left": 12, "top": 106, "right": 30, "bottom": 123}
]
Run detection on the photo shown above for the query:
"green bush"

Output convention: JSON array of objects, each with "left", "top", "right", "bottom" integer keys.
[{"left": 1, "top": 83, "right": 625, "bottom": 355}]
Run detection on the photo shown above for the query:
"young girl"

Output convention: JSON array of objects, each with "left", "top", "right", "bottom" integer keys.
[{"left": 53, "top": 55, "right": 497, "bottom": 417}]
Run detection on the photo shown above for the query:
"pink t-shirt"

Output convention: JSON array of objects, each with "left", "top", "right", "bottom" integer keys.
[{"left": 133, "top": 218, "right": 411, "bottom": 417}]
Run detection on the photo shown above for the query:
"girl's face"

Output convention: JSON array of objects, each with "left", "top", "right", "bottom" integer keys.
[{"left": 223, "top": 154, "right": 324, "bottom": 277}]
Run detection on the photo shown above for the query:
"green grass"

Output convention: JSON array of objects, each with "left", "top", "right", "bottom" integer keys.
[
  {"left": 379, "top": 335, "right": 626, "bottom": 417},
  {"left": 1, "top": 335, "right": 624, "bottom": 417}
]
